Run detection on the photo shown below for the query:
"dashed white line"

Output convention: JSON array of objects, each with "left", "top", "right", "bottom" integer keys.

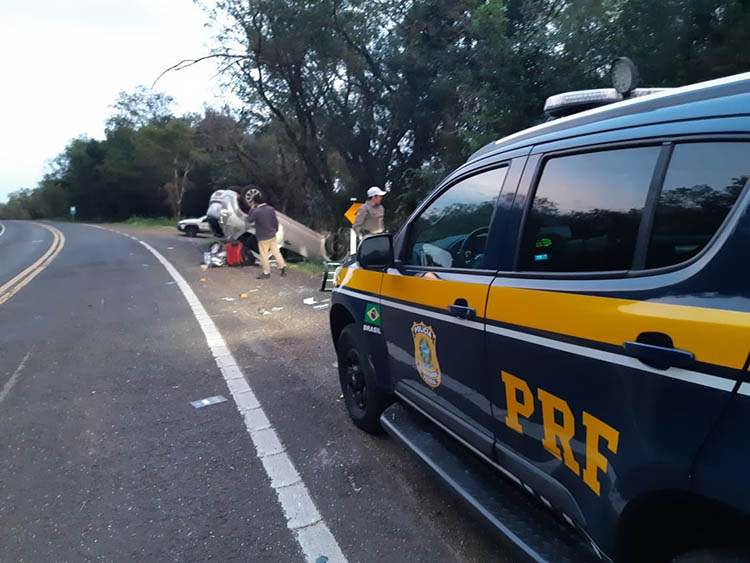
[
  {"left": 105, "top": 229, "right": 346, "bottom": 563},
  {"left": 0, "top": 351, "right": 32, "bottom": 405}
]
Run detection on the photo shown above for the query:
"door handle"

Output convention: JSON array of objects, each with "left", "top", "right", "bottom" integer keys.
[
  {"left": 623, "top": 341, "right": 695, "bottom": 369},
  {"left": 448, "top": 298, "right": 475, "bottom": 320}
]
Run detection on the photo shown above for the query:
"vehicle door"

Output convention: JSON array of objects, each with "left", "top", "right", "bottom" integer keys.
[
  {"left": 380, "top": 158, "right": 523, "bottom": 456},
  {"left": 485, "top": 139, "right": 750, "bottom": 554}
]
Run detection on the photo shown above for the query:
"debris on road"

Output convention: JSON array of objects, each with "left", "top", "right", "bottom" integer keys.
[
  {"left": 189, "top": 395, "right": 228, "bottom": 408},
  {"left": 258, "top": 308, "right": 272, "bottom": 315},
  {"left": 221, "top": 297, "right": 236, "bottom": 302},
  {"left": 240, "top": 293, "right": 248, "bottom": 299},
  {"left": 303, "top": 297, "right": 317, "bottom": 305},
  {"left": 313, "top": 304, "right": 330, "bottom": 311},
  {"left": 271, "top": 306, "right": 284, "bottom": 312}
]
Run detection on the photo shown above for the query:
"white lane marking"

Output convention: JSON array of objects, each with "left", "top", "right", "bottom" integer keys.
[
  {"left": 0, "top": 351, "right": 32, "bottom": 405},
  {"left": 337, "top": 286, "right": 738, "bottom": 395},
  {"left": 0, "top": 223, "right": 5, "bottom": 237},
  {"left": 111, "top": 230, "right": 346, "bottom": 563}
]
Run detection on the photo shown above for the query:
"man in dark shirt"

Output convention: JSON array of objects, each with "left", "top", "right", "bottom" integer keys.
[{"left": 245, "top": 191, "right": 287, "bottom": 279}]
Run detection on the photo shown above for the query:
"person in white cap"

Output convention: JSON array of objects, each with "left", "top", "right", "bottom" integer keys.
[{"left": 353, "top": 186, "right": 386, "bottom": 239}]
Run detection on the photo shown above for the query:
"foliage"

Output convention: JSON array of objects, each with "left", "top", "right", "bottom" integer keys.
[{"left": 3, "top": 1, "right": 750, "bottom": 232}]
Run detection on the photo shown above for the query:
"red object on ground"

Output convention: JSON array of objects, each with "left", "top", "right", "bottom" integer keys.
[{"left": 225, "top": 241, "right": 243, "bottom": 266}]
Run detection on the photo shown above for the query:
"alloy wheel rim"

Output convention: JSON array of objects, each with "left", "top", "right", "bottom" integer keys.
[{"left": 344, "top": 348, "right": 366, "bottom": 410}]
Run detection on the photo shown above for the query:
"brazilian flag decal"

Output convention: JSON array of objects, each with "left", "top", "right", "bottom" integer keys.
[{"left": 365, "top": 303, "right": 381, "bottom": 326}]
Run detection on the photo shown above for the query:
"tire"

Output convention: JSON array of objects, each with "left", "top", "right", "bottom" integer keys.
[
  {"left": 184, "top": 225, "right": 198, "bottom": 237},
  {"left": 238, "top": 185, "right": 262, "bottom": 213},
  {"left": 240, "top": 245, "right": 256, "bottom": 266},
  {"left": 337, "top": 324, "right": 392, "bottom": 433}
]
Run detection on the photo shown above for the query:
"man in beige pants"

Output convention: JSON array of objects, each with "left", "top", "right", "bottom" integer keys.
[{"left": 245, "top": 190, "right": 286, "bottom": 279}]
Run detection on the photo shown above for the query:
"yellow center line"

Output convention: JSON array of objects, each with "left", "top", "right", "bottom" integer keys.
[{"left": 0, "top": 224, "right": 65, "bottom": 306}]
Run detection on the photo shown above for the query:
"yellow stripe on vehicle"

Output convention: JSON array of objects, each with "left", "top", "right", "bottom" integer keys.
[
  {"left": 336, "top": 266, "right": 383, "bottom": 295},
  {"left": 337, "top": 266, "right": 749, "bottom": 372},
  {"left": 380, "top": 274, "right": 488, "bottom": 313},
  {"left": 487, "top": 286, "right": 750, "bottom": 371}
]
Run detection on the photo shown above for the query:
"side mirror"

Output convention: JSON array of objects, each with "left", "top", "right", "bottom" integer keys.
[{"left": 357, "top": 233, "right": 393, "bottom": 270}]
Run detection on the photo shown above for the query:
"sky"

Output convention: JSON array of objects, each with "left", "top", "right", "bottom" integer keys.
[{"left": 0, "top": 0, "right": 233, "bottom": 203}]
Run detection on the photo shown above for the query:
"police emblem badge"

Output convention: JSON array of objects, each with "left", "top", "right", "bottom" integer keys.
[{"left": 411, "top": 322, "right": 441, "bottom": 388}]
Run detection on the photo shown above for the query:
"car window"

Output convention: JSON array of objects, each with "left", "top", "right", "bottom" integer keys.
[
  {"left": 407, "top": 167, "right": 508, "bottom": 269},
  {"left": 646, "top": 142, "right": 748, "bottom": 269},
  {"left": 519, "top": 146, "right": 660, "bottom": 272}
]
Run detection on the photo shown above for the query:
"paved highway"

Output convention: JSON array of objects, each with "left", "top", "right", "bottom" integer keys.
[{"left": 0, "top": 220, "right": 509, "bottom": 562}]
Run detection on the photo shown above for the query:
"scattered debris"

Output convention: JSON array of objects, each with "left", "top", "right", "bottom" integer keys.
[
  {"left": 248, "top": 289, "right": 259, "bottom": 293},
  {"left": 303, "top": 297, "right": 317, "bottom": 305},
  {"left": 190, "top": 395, "right": 228, "bottom": 408},
  {"left": 346, "top": 472, "right": 362, "bottom": 494},
  {"left": 203, "top": 242, "right": 227, "bottom": 268},
  {"left": 332, "top": 362, "right": 338, "bottom": 368},
  {"left": 240, "top": 293, "right": 248, "bottom": 299},
  {"left": 316, "top": 557, "right": 329, "bottom": 563},
  {"left": 258, "top": 308, "right": 272, "bottom": 315},
  {"left": 167, "top": 246, "right": 174, "bottom": 250},
  {"left": 200, "top": 264, "right": 209, "bottom": 271},
  {"left": 313, "top": 303, "right": 330, "bottom": 310},
  {"left": 221, "top": 297, "right": 236, "bottom": 302},
  {"left": 164, "top": 281, "right": 177, "bottom": 285},
  {"left": 271, "top": 306, "right": 284, "bottom": 312},
  {"left": 200, "top": 278, "right": 207, "bottom": 283}
]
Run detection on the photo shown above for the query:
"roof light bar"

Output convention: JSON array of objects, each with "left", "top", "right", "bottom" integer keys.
[{"left": 544, "top": 88, "right": 672, "bottom": 119}]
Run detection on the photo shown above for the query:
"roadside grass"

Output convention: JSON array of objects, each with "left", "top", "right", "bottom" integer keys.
[
  {"left": 117, "top": 216, "right": 175, "bottom": 228},
  {"left": 288, "top": 260, "right": 326, "bottom": 277}
]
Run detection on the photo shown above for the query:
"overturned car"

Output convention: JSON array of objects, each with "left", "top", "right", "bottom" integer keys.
[{"left": 205, "top": 187, "right": 348, "bottom": 264}]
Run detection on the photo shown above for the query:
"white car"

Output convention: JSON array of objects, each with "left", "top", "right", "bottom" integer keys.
[
  {"left": 205, "top": 188, "right": 348, "bottom": 263},
  {"left": 177, "top": 215, "right": 211, "bottom": 237}
]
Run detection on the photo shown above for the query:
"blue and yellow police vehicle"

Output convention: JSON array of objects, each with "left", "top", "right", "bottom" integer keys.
[{"left": 328, "top": 64, "right": 750, "bottom": 562}]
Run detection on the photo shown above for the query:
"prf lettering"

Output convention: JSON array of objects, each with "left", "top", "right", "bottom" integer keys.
[{"left": 501, "top": 371, "right": 619, "bottom": 496}]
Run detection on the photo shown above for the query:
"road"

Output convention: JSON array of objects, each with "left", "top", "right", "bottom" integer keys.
[{"left": 0, "top": 220, "right": 509, "bottom": 562}]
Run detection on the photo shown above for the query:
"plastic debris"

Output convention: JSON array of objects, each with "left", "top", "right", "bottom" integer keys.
[
  {"left": 167, "top": 246, "right": 174, "bottom": 250},
  {"left": 303, "top": 297, "right": 317, "bottom": 305},
  {"left": 203, "top": 244, "right": 227, "bottom": 267},
  {"left": 240, "top": 293, "right": 248, "bottom": 299},
  {"left": 190, "top": 395, "right": 228, "bottom": 408},
  {"left": 221, "top": 297, "right": 236, "bottom": 302},
  {"left": 200, "top": 278, "right": 207, "bottom": 283},
  {"left": 258, "top": 308, "right": 271, "bottom": 315},
  {"left": 313, "top": 303, "right": 330, "bottom": 310},
  {"left": 271, "top": 306, "right": 284, "bottom": 312}
]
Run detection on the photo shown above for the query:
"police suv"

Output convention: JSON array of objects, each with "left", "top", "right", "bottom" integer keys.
[{"left": 328, "top": 65, "right": 750, "bottom": 562}]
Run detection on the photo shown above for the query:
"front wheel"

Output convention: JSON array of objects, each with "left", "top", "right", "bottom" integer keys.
[
  {"left": 184, "top": 225, "right": 198, "bottom": 237},
  {"left": 337, "top": 325, "right": 392, "bottom": 434}
]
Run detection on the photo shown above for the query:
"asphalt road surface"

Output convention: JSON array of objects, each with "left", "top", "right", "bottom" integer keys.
[{"left": 0, "top": 220, "right": 510, "bottom": 562}]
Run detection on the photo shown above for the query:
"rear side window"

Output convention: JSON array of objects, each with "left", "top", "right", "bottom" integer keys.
[
  {"left": 646, "top": 142, "right": 748, "bottom": 268},
  {"left": 519, "top": 147, "right": 660, "bottom": 272}
]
